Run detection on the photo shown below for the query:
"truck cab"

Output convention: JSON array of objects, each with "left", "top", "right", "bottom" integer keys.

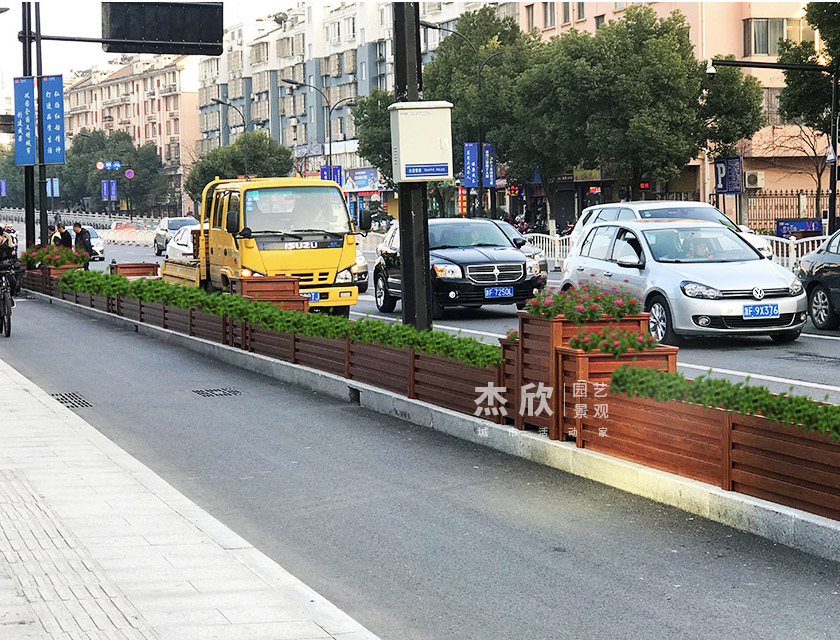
[{"left": 198, "top": 177, "right": 369, "bottom": 315}]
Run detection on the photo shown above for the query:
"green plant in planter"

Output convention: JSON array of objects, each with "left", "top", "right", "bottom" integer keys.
[
  {"left": 569, "top": 327, "right": 658, "bottom": 357},
  {"left": 525, "top": 282, "right": 642, "bottom": 322},
  {"left": 21, "top": 245, "right": 89, "bottom": 267}
]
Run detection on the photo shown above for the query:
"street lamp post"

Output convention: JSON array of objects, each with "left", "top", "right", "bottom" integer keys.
[
  {"left": 420, "top": 21, "right": 504, "bottom": 217},
  {"left": 708, "top": 58, "right": 839, "bottom": 235},
  {"left": 211, "top": 97, "right": 255, "bottom": 178}
]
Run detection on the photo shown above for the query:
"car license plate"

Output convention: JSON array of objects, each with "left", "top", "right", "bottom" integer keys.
[
  {"left": 484, "top": 286, "right": 514, "bottom": 299},
  {"left": 743, "top": 303, "right": 779, "bottom": 319},
  {"left": 301, "top": 291, "right": 320, "bottom": 303}
]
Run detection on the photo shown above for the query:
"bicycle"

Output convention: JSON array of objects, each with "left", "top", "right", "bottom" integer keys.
[{"left": 0, "top": 269, "right": 12, "bottom": 338}]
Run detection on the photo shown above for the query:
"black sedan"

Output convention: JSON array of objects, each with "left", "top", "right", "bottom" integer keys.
[
  {"left": 796, "top": 230, "right": 840, "bottom": 330},
  {"left": 373, "top": 218, "right": 547, "bottom": 318}
]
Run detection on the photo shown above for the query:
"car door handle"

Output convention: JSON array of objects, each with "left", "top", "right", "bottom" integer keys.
[{"left": 603, "top": 272, "right": 613, "bottom": 277}]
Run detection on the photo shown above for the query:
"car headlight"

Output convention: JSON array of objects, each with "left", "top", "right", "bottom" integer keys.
[
  {"left": 680, "top": 280, "right": 722, "bottom": 299},
  {"left": 240, "top": 268, "right": 265, "bottom": 278},
  {"left": 355, "top": 253, "right": 367, "bottom": 267},
  {"left": 525, "top": 259, "right": 540, "bottom": 277},
  {"left": 789, "top": 278, "right": 804, "bottom": 296},
  {"left": 433, "top": 264, "right": 462, "bottom": 279},
  {"left": 335, "top": 267, "right": 354, "bottom": 283}
]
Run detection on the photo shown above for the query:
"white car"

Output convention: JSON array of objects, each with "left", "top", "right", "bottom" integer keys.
[
  {"left": 568, "top": 201, "right": 774, "bottom": 259},
  {"left": 165, "top": 224, "right": 200, "bottom": 259},
  {"left": 68, "top": 226, "right": 106, "bottom": 261}
]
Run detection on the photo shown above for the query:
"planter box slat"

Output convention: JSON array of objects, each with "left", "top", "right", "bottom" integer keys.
[
  {"left": 141, "top": 302, "right": 165, "bottom": 327},
  {"left": 412, "top": 354, "right": 499, "bottom": 417},
  {"left": 732, "top": 429, "right": 840, "bottom": 468},
  {"left": 191, "top": 310, "right": 224, "bottom": 342},
  {"left": 164, "top": 307, "right": 191, "bottom": 333},
  {"left": 348, "top": 344, "right": 411, "bottom": 395},
  {"left": 732, "top": 469, "right": 840, "bottom": 519},
  {"left": 295, "top": 337, "right": 346, "bottom": 375},
  {"left": 414, "top": 384, "right": 478, "bottom": 413},
  {"left": 118, "top": 297, "right": 141, "bottom": 321},
  {"left": 588, "top": 399, "right": 724, "bottom": 441},
  {"left": 90, "top": 294, "right": 108, "bottom": 311},
  {"left": 249, "top": 328, "right": 294, "bottom": 361},
  {"left": 732, "top": 449, "right": 840, "bottom": 495}
]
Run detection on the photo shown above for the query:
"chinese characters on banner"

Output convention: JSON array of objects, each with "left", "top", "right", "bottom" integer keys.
[
  {"left": 320, "top": 165, "right": 343, "bottom": 185},
  {"left": 46, "top": 177, "right": 59, "bottom": 198},
  {"left": 0, "top": 180, "right": 6, "bottom": 197},
  {"left": 457, "top": 187, "right": 467, "bottom": 216},
  {"left": 42, "top": 75, "right": 66, "bottom": 165},
  {"left": 13, "top": 77, "right": 36, "bottom": 166},
  {"left": 101, "top": 180, "right": 109, "bottom": 201},
  {"left": 109, "top": 179, "right": 118, "bottom": 202},
  {"left": 463, "top": 143, "right": 478, "bottom": 188},
  {"left": 481, "top": 143, "right": 496, "bottom": 188}
]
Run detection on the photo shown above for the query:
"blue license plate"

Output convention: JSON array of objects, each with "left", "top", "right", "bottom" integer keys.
[
  {"left": 302, "top": 291, "right": 321, "bottom": 303},
  {"left": 484, "top": 286, "right": 514, "bottom": 299},
  {"left": 743, "top": 303, "right": 779, "bottom": 319}
]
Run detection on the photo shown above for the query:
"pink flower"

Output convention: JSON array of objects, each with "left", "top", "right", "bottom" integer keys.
[
  {"left": 590, "top": 304, "right": 598, "bottom": 310},
  {"left": 613, "top": 340, "right": 620, "bottom": 346},
  {"left": 583, "top": 337, "right": 590, "bottom": 343},
  {"left": 615, "top": 299, "right": 624, "bottom": 306},
  {"left": 628, "top": 299, "right": 637, "bottom": 305},
  {"left": 637, "top": 336, "right": 644, "bottom": 342},
  {"left": 543, "top": 299, "right": 551, "bottom": 306},
  {"left": 574, "top": 305, "right": 585, "bottom": 312}
]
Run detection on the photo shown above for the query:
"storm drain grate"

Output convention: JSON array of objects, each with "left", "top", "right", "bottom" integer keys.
[
  {"left": 51, "top": 392, "right": 93, "bottom": 409},
  {"left": 192, "top": 388, "right": 242, "bottom": 398}
]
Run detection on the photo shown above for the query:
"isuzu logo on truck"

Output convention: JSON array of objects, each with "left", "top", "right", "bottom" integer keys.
[{"left": 284, "top": 241, "right": 319, "bottom": 250}]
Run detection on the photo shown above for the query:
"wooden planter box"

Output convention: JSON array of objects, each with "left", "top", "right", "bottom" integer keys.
[
  {"left": 577, "top": 392, "right": 726, "bottom": 487},
  {"left": 348, "top": 343, "right": 411, "bottom": 395},
  {"left": 90, "top": 294, "right": 108, "bottom": 312},
  {"left": 558, "top": 345, "right": 678, "bottom": 441},
  {"left": 225, "top": 318, "right": 246, "bottom": 348},
  {"left": 21, "top": 269, "right": 44, "bottom": 293},
  {"left": 516, "top": 312, "right": 650, "bottom": 432},
  {"left": 109, "top": 262, "right": 160, "bottom": 278},
  {"left": 294, "top": 335, "right": 348, "bottom": 376},
  {"left": 412, "top": 353, "right": 502, "bottom": 421},
  {"left": 117, "top": 296, "right": 141, "bottom": 321},
  {"left": 164, "top": 306, "right": 191, "bottom": 334},
  {"left": 190, "top": 309, "right": 224, "bottom": 342},
  {"left": 499, "top": 338, "right": 520, "bottom": 423},
  {"left": 141, "top": 301, "right": 165, "bottom": 327},
  {"left": 248, "top": 325, "right": 294, "bottom": 362},
  {"left": 230, "top": 276, "right": 300, "bottom": 297}
]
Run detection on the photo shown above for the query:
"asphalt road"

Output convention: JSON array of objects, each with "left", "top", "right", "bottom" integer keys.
[{"left": 2, "top": 294, "right": 840, "bottom": 639}]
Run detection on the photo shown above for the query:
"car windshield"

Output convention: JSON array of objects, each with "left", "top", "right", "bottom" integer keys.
[
  {"left": 168, "top": 217, "right": 198, "bottom": 231},
  {"left": 84, "top": 227, "right": 99, "bottom": 239},
  {"left": 429, "top": 221, "right": 513, "bottom": 249},
  {"left": 642, "top": 227, "right": 760, "bottom": 263},
  {"left": 638, "top": 206, "right": 738, "bottom": 231},
  {"left": 495, "top": 221, "right": 526, "bottom": 244},
  {"left": 242, "top": 186, "right": 351, "bottom": 234}
]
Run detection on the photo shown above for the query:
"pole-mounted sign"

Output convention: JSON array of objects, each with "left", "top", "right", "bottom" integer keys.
[{"left": 13, "top": 77, "right": 36, "bottom": 166}]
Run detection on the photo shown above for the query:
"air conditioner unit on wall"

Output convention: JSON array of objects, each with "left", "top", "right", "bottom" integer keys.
[{"left": 745, "top": 170, "right": 765, "bottom": 189}]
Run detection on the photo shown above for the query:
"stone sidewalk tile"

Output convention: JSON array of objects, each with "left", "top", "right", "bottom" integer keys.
[{"left": 0, "top": 357, "right": 377, "bottom": 640}]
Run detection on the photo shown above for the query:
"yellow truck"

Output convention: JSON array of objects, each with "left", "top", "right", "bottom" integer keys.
[{"left": 163, "top": 176, "right": 371, "bottom": 316}]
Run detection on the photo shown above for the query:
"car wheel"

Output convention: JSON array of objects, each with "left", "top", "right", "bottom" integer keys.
[
  {"left": 770, "top": 329, "right": 802, "bottom": 343},
  {"left": 431, "top": 295, "right": 445, "bottom": 320},
  {"left": 374, "top": 273, "right": 397, "bottom": 313},
  {"left": 647, "top": 295, "right": 681, "bottom": 346},
  {"left": 154, "top": 242, "right": 163, "bottom": 256},
  {"left": 808, "top": 284, "right": 840, "bottom": 330}
]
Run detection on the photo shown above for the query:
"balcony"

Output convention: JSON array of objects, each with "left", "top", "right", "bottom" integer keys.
[
  {"left": 103, "top": 95, "right": 128, "bottom": 107},
  {"left": 146, "top": 113, "right": 157, "bottom": 122},
  {"left": 145, "top": 89, "right": 156, "bottom": 98},
  {"left": 69, "top": 104, "right": 88, "bottom": 114},
  {"left": 160, "top": 84, "right": 178, "bottom": 95},
  {"left": 119, "top": 118, "right": 131, "bottom": 125},
  {"left": 168, "top": 111, "right": 178, "bottom": 119}
]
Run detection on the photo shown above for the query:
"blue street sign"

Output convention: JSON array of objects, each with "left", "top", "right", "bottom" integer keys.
[
  {"left": 13, "top": 77, "right": 36, "bottom": 166},
  {"left": 331, "top": 165, "right": 342, "bottom": 186},
  {"left": 0, "top": 180, "right": 6, "bottom": 197},
  {"left": 46, "top": 179, "right": 51, "bottom": 198},
  {"left": 101, "top": 180, "right": 108, "bottom": 200},
  {"left": 320, "top": 165, "right": 330, "bottom": 181},
  {"left": 481, "top": 143, "right": 496, "bottom": 188},
  {"left": 113, "top": 161, "right": 122, "bottom": 171},
  {"left": 52, "top": 177, "right": 59, "bottom": 198},
  {"left": 357, "top": 195, "right": 364, "bottom": 213},
  {"left": 348, "top": 199, "right": 356, "bottom": 220},
  {"left": 463, "top": 143, "right": 478, "bottom": 188},
  {"left": 42, "top": 75, "right": 65, "bottom": 164},
  {"left": 109, "top": 179, "right": 117, "bottom": 201},
  {"left": 714, "top": 156, "right": 742, "bottom": 194},
  {"left": 105, "top": 161, "right": 113, "bottom": 170},
  {"left": 405, "top": 164, "right": 449, "bottom": 178}
]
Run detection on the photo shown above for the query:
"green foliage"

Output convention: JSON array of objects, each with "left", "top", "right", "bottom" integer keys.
[
  {"left": 352, "top": 89, "right": 396, "bottom": 184},
  {"left": 184, "top": 131, "right": 294, "bottom": 202},
  {"left": 778, "top": 39, "right": 833, "bottom": 135},
  {"left": 21, "top": 245, "right": 89, "bottom": 266},
  {"left": 569, "top": 327, "right": 658, "bottom": 357},
  {"left": 56, "top": 271, "right": 501, "bottom": 369},
  {"left": 610, "top": 366, "right": 840, "bottom": 442},
  {"left": 525, "top": 282, "right": 642, "bottom": 322}
]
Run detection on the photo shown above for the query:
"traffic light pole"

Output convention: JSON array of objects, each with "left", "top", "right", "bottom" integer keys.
[{"left": 21, "top": 2, "right": 36, "bottom": 249}]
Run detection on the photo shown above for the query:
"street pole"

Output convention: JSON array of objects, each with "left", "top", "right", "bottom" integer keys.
[
  {"left": 34, "top": 2, "right": 48, "bottom": 246},
  {"left": 22, "top": 2, "right": 36, "bottom": 249},
  {"left": 394, "top": 2, "right": 432, "bottom": 331},
  {"left": 829, "top": 67, "right": 838, "bottom": 235}
]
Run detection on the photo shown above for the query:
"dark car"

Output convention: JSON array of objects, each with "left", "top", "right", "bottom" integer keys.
[
  {"left": 796, "top": 230, "right": 840, "bottom": 330},
  {"left": 373, "top": 218, "right": 546, "bottom": 317},
  {"left": 494, "top": 220, "right": 549, "bottom": 274}
]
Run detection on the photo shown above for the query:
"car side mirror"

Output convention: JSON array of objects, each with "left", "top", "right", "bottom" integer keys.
[
  {"left": 358, "top": 209, "right": 372, "bottom": 232},
  {"left": 513, "top": 237, "right": 527, "bottom": 248},
  {"left": 237, "top": 227, "right": 253, "bottom": 239},
  {"left": 738, "top": 224, "right": 751, "bottom": 233},
  {"left": 617, "top": 256, "right": 644, "bottom": 269},
  {"left": 225, "top": 209, "right": 240, "bottom": 235}
]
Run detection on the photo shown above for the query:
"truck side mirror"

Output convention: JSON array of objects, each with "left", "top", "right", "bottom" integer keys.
[
  {"left": 358, "top": 208, "right": 372, "bottom": 232},
  {"left": 513, "top": 237, "right": 527, "bottom": 248},
  {"left": 225, "top": 209, "right": 240, "bottom": 235}
]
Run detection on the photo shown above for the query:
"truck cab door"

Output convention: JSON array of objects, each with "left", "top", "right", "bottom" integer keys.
[
  {"left": 207, "top": 191, "right": 227, "bottom": 287},
  {"left": 221, "top": 193, "right": 241, "bottom": 281}
]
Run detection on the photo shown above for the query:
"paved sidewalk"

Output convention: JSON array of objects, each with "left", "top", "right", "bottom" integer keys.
[{"left": 0, "top": 356, "right": 376, "bottom": 640}]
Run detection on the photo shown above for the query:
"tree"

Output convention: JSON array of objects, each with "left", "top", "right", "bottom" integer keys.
[
  {"left": 352, "top": 88, "right": 395, "bottom": 184},
  {"left": 0, "top": 146, "right": 27, "bottom": 208},
  {"left": 184, "top": 131, "right": 293, "bottom": 202}
]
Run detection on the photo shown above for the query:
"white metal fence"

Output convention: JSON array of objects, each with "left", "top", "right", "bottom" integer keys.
[
  {"left": 757, "top": 234, "right": 828, "bottom": 270},
  {"left": 524, "top": 233, "right": 572, "bottom": 263}
]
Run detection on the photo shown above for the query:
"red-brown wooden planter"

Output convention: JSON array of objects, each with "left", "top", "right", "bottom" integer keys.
[
  {"left": 118, "top": 296, "right": 141, "bottom": 321},
  {"left": 578, "top": 392, "right": 726, "bottom": 487},
  {"left": 21, "top": 269, "right": 44, "bottom": 293},
  {"left": 164, "top": 306, "right": 191, "bottom": 334},
  {"left": 109, "top": 262, "right": 160, "bottom": 277},
  {"left": 141, "top": 301, "right": 165, "bottom": 327},
  {"left": 230, "top": 276, "right": 300, "bottom": 297},
  {"left": 558, "top": 344, "right": 678, "bottom": 441},
  {"left": 190, "top": 309, "right": 224, "bottom": 342},
  {"left": 294, "top": 335, "right": 348, "bottom": 376},
  {"left": 225, "top": 317, "right": 246, "bottom": 348},
  {"left": 412, "top": 353, "right": 502, "bottom": 421},
  {"left": 348, "top": 343, "right": 411, "bottom": 395},
  {"left": 248, "top": 325, "right": 294, "bottom": 361},
  {"left": 499, "top": 338, "right": 520, "bottom": 423},
  {"left": 90, "top": 294, "right": 108, "bottom": 312}
]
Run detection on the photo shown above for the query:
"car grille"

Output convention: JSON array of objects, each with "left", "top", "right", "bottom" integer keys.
[
  {"left": 720, "top": 288, "right": 790, "bottom": 299},
  {"left": 288, "top": 271, "right": 330, "bottom": 284},
  {"left": 693, "top": 313, "right": 797, "bottom": 330},
  {"left": 466, "top": 263, "right": 523, "bottom": 284}
]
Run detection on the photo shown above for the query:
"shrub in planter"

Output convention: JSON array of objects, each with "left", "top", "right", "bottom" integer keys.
[
  {"left": 568, "top": 327, "right": 658, "bottom": 357},
  {"left": 21, "top": 245, "right": 89, "bottom": 267}
]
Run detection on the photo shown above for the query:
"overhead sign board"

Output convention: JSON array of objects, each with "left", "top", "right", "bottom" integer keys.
[
  {"left": 42, "top": 75, "right": 66, "bottom": 165},
  {"left": 13, "top": 77, "right": 36, "bottom": 166},
  {"left": 102, "top": 2, "right": 223, "bottom": 55},
  {"left": 389, "top": 101, "right": 453, "bottom": 183},
  {"left": 714, "top": 156, "right": 742, "bottom": 194}
]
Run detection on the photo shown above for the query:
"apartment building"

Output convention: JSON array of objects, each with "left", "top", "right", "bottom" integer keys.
[
  {"left": 520, "top": 1, "right": 822, "bottom": 215},
  {"left": 64, "top": 54, "right": 201, "bottom": 216},
  {"left": 197, "top": 1, "right": 518, "bottom": 210}
]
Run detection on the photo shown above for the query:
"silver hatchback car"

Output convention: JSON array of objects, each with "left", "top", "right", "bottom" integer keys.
[{"left": 561, "top": 220, "right": 807, "bottom": 344}]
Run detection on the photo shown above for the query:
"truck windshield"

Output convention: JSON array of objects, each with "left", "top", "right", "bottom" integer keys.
[{"left": 243, "top": 186, "right": 351, "bottom": 235}]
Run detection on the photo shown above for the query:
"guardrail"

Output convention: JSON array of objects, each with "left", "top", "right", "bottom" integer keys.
[
  {"left": 524, "top": 233, "right": 572, "bottom": 263},
  {"left": 757, "top": 234, "right": 827, "bottom": 270}
]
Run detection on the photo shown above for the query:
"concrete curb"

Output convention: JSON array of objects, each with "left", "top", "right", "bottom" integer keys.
[{"left": 30, "top": 291, "right": 840, "bottom": 565}]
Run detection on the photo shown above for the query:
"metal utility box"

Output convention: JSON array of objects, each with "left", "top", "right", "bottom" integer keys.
[{"left": 389, "top": 101, "right": 453, "bottom": 183}]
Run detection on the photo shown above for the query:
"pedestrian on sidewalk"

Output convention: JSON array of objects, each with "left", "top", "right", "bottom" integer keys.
[
  {"left": 72, "top": 222, "right": 92, "bottom": 269},
  {"left": 48, "top": 224, "right": 61, "bottom": 245},
  {"left": 57, "top": 224, "right": 72, "bottom": 248}
]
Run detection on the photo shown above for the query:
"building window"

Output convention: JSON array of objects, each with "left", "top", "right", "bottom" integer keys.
[
  {"left": 360, "top": 61, "right": 367, "bottom": 81},
  {"left": 743, "top": 18, "right": 812, "bottom": 57},
  {"left": 562, "top": 2, "right": 571, "bottom": 24},
  {"left": 544, "top": 2, "right": 556, "bottom": 28},
  {"left": 595, "top": 14, "right": 605, "bottom": 29},
  {"left": 525, "top": 4, "right": 534, "bottom": 31},
  {"left": 614, "top": 2, "right": 625, "bottom": 9},
  {"left": 576, "top": 2, "right": 585, "bottom": 20}
]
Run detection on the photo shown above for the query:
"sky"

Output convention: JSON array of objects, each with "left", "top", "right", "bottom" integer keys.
[{"left": 0, "top": 0, "right": 294, "bottom": 99}]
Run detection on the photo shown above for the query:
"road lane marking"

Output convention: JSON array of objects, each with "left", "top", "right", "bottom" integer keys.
[
  {"left": 349, "top": 310, "right": 506, "bottom": 339},
  {"left": 802, "top": 333, "right": 840, "bottom": 341},
  {"left": 680, "top": 362, "right": 840, "bottom": 394}
]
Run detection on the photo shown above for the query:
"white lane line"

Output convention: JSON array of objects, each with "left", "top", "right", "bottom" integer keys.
[
  {"left": 680, "top": 362, "right": 840, "bottom": 394},
  {"left": 802, "top": 333, "right": 840, "bottom": 341},
  {"left": 349, "top": 310, "right": 506, "bottom": 339}
]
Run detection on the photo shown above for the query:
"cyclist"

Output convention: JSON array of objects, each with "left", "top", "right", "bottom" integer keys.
[{"left": 0, "top": 227, "right": 17, "bottom": 307}]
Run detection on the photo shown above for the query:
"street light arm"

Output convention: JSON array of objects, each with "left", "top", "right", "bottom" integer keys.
[
  {"left": 710, "top": 58, "right": 832, "bottom": 73},
  {"left": 281, "top": 78, "right": 330, "bottom": 108},
  {"left": 478, "top": 50, "right": 505, "bottom": 76},
  {"left": 419, "top": 20, "right": 479, "bottom": 58}
]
